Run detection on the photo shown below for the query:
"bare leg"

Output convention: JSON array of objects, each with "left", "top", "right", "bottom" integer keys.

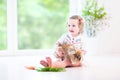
[
  {"left": 40, "top": 57, "right": 81, "bottom": 68},
  {"left": 52, "top": 56, "right": 72, "bottom": 68},
  {"left": 40, "top": 57, "right": 68, "bottom": 68},
  {"left": 71, "top": 63, "right": 82, "bottom": 67}
]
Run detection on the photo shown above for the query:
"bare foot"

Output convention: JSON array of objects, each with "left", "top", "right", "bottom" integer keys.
[
  {"left": 46, "top": 57, "right": 52, "bottom": 67},
  {"left": 40, "top": 60, "right": 48, "bottom": 67}
]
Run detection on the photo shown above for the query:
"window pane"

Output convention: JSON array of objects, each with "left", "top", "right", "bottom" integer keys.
[
  {"left": 0, "top": 0, "right": 7, "bottom": 50},
  {"left": 18, "top": 0, "right": 69, "bottom": 49}
]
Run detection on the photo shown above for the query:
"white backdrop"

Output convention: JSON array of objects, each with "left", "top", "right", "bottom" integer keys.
[
  {"left": 69, "top": 0, "right": 120, "bottom": 55},
  {"left": 93, "top": 0, "right": 120, "bottom": 54}
]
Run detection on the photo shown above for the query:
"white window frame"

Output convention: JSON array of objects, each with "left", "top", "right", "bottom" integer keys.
[
  {"left": 0, "top": 0, "right": 18, "bottom": 56},
  {"left": 7, "top": 0, "right": 18, "bottom": 51}
]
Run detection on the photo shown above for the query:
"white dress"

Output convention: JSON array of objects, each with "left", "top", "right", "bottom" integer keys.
[{"left": 55, "top": 33, "right": 86, "bottom": 50}]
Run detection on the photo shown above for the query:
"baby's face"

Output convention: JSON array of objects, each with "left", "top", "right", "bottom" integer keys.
[{"left": 67, "top": 19, "right": 80, "bottom": 37}]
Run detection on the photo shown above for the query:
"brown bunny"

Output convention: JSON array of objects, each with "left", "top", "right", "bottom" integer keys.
[{"left": 55, "top": 43, "right": 83, "bottom": 64}]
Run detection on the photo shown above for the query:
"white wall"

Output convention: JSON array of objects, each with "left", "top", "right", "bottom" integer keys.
[
  {"left": 70, "top": 0, "right": 120, "bottom": 55},
  {"left": 94, "top": 0, "right": 120, "bottom": 54}
]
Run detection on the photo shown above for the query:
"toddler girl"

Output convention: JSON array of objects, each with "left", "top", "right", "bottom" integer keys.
[{"left": 40, "top": 15, "right": 85, "bottom": 68}]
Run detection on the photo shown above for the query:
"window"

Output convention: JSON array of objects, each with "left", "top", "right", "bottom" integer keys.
[
  {"left": 1, "top": 0, "right": 82, "bottom": 53},
  {"left": 18, "top": 0, "right": 69, "bottom": 49},
  {"left": 0, "top": 0, "right": 7, "bottom": 50}
]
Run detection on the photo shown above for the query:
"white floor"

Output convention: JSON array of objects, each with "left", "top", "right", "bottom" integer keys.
[{"left": 0, "top": 52, "right": 120, "bottom": 80}]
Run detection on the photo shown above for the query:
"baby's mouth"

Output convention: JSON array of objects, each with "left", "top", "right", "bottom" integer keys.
[{"left": 69, "top": 30, "right": 74, "bottom": 33}]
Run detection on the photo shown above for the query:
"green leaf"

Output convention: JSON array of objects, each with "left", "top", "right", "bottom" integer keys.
[{"left": 36, "top": 67, "right": 66, "bottom": 72}]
